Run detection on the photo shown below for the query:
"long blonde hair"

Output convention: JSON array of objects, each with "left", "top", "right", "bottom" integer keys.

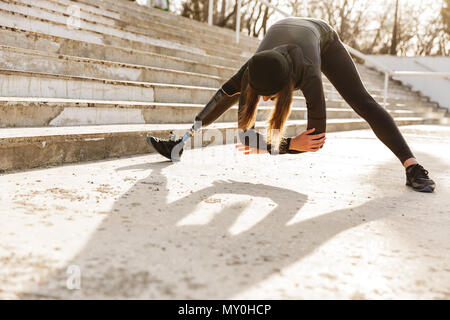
[{"left": 238, "top": 79, "right": 294, "bottom": 151}]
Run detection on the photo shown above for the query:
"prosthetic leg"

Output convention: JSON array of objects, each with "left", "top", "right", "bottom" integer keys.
[
  {"left": 147, "top": 89, "right": 239, "bottom": 161},
  {"left": 147, "top": 88, "right": 305, "bottom": 161}
]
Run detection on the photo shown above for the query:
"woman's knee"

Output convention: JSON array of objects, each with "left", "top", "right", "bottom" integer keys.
[{"left": 348, "top": 96, "right": 383, "bottom": 118}]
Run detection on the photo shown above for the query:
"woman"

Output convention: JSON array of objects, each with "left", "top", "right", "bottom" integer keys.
[{"left": 148, "top": 17, "right": 435, "bottom": 193}]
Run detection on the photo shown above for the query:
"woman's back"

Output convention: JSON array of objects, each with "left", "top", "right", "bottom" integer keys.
[{"left": 256, "top": 17, "right": 336, "bottom": 62}]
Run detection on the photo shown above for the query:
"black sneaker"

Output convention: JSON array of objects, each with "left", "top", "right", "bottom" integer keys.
[
  {"left": 405, "top": 164, "right": 435, "bottom": 193},
  {"left": 146, "top": 135, "right": 185, "bottom": 162}
]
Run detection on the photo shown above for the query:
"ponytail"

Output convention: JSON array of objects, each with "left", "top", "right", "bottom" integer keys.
[{"left": 266, "top": 79, "right": 294, "bottom": 150}]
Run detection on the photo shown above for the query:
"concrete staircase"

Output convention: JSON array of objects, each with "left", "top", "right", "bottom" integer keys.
[{"left": 0, "top": 0, "right": 447, "bottom": 171}]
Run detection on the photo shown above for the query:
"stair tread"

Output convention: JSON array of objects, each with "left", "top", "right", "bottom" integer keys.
[
  {"left": 0, "top": 117, "right": 430, "bottom": 140},
  {"left": 0, "top": 97, "right": 424, "bottom": 115}
]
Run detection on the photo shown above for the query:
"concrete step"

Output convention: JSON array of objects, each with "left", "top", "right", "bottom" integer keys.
[
  {"left": 352, "top": 64, "right": 420, "bottom": 92},
  {"left": 0, "top": 117, "right": 439, "bottom": 171},
  {"left": 14, "top": 0, "right": 257, "bottom": 53},
  {"left": 0, "top": 8, "right": 239, "bottom": 68},
  {"left": 0, "top": 25, "right": 416, "bottom": 101},
  {"left": 0, "top": 98, "right": 433, "bottom": 127},
  {"left": 0, "top": 26, "right": 236, "bottom": 78},
  {"left": 0, "top": 45, "right": 429, "bottom": 106},
  {"left": 71, "top": 0, "right": 261, "bottom": 45},
  {"left": 0, "top": 1, "right": 251, "bottom": 61},
  {"left": 0, "top": 28, "right": 413, "bottom": 99},
  {"left": 0, "top": 45, "right": 224, "bottom": 89},
  {"left": 0, "top": 0, "right": 422, "bottom": 95},
  {"left": 0, "top": 69, "right": 439, "bottom": 112},
  {"left": 0, "top": 1, "right": 415, "bottom": 94}
]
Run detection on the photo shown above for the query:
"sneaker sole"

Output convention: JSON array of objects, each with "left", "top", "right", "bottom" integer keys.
[{"left": 406, "top": 180, "right": 435, "bottom": 193}]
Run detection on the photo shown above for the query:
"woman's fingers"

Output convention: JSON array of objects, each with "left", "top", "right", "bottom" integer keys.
[
  {"left": 310, "top": 138, "right": 326, "bottom": 146},
  {"left": 235, "top": 143, "right": 267, "bottom": 154},
  {"left": 309, "top": 137, "right": 326, "bottom": 145},
  {"left": 311, "top": 136, "right": 326, "bottom": 142},
  {"left": 310, "top": 132, "right": 326, "bottom": 139},
  {"left": 310, "top": 143, "right": 324, "bottom": 149},
  {"left": 308, "top": 136, "right": 326, "bottom": 150}
]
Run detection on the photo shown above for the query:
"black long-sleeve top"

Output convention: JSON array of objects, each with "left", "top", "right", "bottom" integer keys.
[{"left": 222, "top": 17, "right": 338, "bottom": 136}]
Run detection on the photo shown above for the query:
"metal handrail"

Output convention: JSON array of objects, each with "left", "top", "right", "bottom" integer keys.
[
  {"left": 392, "top": 71, "right": 450, "bottom": 78},
  {"left": 205, "top": 0, "right": 448, "bottom": 109}
]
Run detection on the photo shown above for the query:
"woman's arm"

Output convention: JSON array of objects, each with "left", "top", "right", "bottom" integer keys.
[{"left": 300, "top": 66, "right": 327, "bottom": 135}]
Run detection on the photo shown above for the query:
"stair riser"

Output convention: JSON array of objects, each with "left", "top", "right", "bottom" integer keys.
[
  {"left": 0, "top": 118, "right": 437, "bottom": 171},
  {"left": 0, "top": 72, "right": 158, "bottom": 102}
]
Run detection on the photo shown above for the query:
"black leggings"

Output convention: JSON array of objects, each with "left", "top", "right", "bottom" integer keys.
[{"left": 320, "top": 35, "right": 414, "bottom": 164}]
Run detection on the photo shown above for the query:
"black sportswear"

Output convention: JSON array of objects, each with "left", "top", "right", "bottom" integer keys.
[
  {"left": 248, "top": 50, "right": 291, "bottom": 96},
  {"left": 214, "top": 17, "right": 415, "bottom": 163}
]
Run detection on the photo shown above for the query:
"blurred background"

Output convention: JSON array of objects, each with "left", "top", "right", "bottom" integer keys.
[{"left": 146, "top": 0, "right": 449, "bottom": 56}]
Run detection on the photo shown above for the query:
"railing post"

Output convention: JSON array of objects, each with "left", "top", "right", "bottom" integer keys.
[
  {"left": 236, "top": 0, "right": 241, "bottom": 44},
  {"left": 384, "top": 72, "right": 389, "bottom": 108},
  {"left": 208, "top": 0, "right": 213, "bottom": 25}
]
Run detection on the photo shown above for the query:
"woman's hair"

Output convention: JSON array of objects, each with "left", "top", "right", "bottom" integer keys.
[
  {"left": 238, "top": 82, "right": 259, "bottom": 132},
  {"left": 238, "top": 78, "right": 294, "bottom": 151}
]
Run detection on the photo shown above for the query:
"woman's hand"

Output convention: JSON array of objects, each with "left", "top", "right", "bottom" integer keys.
[
  {"left": 289, "top": 128, "right": 326, "bottom": 152},
  {"left": 235, "top": 143, "right": 269, "bottom": 155}
]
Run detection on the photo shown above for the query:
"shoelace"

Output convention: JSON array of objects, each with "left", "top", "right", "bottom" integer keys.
[{"left": 410, "top": 164, "right": 430, "bottom": 179}]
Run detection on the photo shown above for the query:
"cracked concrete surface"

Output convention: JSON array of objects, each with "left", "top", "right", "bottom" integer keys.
[{"left": 0, "top": 124, "right": 449, "bottom": 299}]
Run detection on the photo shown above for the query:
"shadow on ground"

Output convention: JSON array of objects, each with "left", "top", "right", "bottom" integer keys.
[{"left": 20, "top": 149, "right": 446, "bottom": 299}]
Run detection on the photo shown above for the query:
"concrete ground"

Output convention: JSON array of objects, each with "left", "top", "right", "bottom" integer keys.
[{"left": 0, "top": 124, "right": 449, "bottom": 299}]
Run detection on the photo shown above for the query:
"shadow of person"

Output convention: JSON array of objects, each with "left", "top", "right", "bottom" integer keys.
[{"left": 20, "top": 148, "right": 448, "bottom": 299}]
